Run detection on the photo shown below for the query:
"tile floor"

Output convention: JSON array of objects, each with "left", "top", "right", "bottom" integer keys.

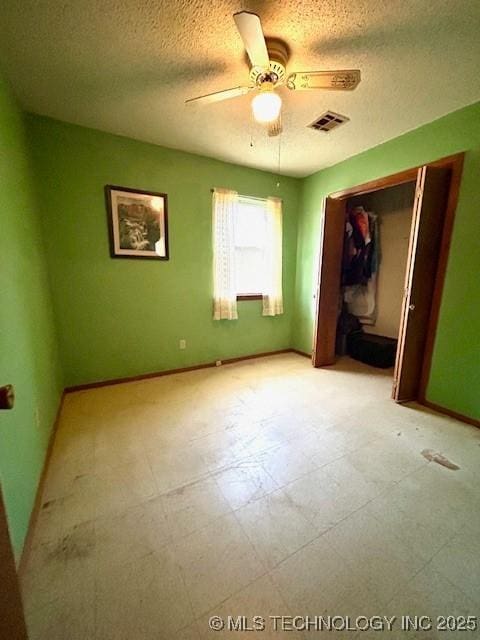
[{"left": 21, "top": 354, "right": 480, "bottom": 639}]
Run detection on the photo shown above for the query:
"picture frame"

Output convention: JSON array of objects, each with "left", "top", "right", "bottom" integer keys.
[{"left": 105, "top": 185, "right": 169, "bottom": 260}]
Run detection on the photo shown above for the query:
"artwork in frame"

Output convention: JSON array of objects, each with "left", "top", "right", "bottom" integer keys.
[{"left": 105, "top": 185, "right": 169, "bottom": 260}]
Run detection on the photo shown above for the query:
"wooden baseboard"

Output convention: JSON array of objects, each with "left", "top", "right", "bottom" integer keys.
[
  {"left": 422, "top": 399, "right": 480, "bottom": 428},
  {"left": 18, "top": 392, "right": 65, "bottom": 577},
  {"left": 221, "top": 348, "right": 293, "bottom": 366},
  {"left": 290, "top": 349, "right": 312, "bottom": 359},
  {"left": 64, "top": 349, "right": 298, "bottom": 393},
  {"left": 65, "top": 362, "right": 215, "bottom": 392}
]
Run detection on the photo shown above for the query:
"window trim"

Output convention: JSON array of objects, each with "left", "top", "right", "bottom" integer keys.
[{"left": 236, "top": 294, "right": 262, "bottom": 301}]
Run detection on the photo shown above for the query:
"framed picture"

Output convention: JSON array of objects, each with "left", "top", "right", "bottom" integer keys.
[{"left": 105, "top": 185, "right": 169, "bottom": 260}]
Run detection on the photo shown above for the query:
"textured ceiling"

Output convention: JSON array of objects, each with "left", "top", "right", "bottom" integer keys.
[{"left": 1, "top": 1, "right": 479, "bottom": 177}]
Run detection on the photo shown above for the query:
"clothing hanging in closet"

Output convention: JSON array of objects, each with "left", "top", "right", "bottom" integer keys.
[{"left": 342, "top": 206, "right": 379, "bottom": 324}]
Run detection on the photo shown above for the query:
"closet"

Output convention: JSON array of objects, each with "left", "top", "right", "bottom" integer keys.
[
  {"left": 336, "top": 182, "right": 415, "bottom": 369},
  {"left": 313, "top": 154, "right": 464, "bottom": 406}
]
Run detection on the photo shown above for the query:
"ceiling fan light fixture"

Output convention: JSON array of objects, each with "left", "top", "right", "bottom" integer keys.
[{"left": 251, "top": 83, "right": 282, "bottom": 124}]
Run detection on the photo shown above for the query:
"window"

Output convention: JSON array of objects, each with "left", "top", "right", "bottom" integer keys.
[
  {"left": 234, "top": 196, "right": 267, "bottom": 298},
  {"left": 212, "top": 188, "right": 283, "bottom": 320}
]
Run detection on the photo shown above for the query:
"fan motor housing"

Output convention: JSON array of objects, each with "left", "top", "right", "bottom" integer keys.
[{"left": 249, "top": 38, "right": 289, "bottom": 85}]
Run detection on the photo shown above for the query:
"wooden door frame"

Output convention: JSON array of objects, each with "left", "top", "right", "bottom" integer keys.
[
  {"left": 0, "top": 486, "right": 29, "bottom": 639},
  {"left": 312, "top": 152, "right": 465, "bottom": 409}
]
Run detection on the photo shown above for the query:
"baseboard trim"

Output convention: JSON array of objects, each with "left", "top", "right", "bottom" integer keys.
[
  {"left": 18, "top": 391, "right": 65, "bottom": 577},
  {"left": 422, "top": 399, "right": 480, "bottom": 428},
  {"left": 65, "top": 362, "right": 215, "bottom": 392},
  {"left": 290, "top": 349, "right": 312, "bottom": 359},
  {"left": 64, "top": 348, "right": 297, "bottom": 393},
  {"left": 221, "top": 348, "right": 293, "bottom": 366}
]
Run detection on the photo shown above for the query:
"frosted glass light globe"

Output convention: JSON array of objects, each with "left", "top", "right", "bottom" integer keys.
[{"left": 251, "top": 90, "right": 282, "bottom": 124}]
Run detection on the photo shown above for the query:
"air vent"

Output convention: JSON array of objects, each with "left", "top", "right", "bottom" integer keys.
[{"left": 309, "top": 111, "right": 349, "bottom": 132}]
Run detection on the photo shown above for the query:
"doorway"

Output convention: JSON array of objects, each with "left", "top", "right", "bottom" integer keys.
[{"left": 312, "top": 153, "right": 464, "bottom": 405}]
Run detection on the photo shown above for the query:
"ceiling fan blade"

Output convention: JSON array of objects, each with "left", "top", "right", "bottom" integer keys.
[
  {"left": 286, "top": 70, "right": 361, "bottom": 91},
  {"left": 185, "top": 86, "right": 253, "bottom": 106},
  {"left": 233, "top": 11, "right": 269, "bottom": 71}
]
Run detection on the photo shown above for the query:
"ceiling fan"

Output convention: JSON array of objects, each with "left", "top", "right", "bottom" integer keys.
[{"left": 186, "top": 11, "right": 361, "bottom": 132}]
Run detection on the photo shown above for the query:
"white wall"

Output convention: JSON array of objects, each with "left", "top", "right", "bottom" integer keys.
[{"left": 350, "top": 183, "right": 415, "bottom": 339}]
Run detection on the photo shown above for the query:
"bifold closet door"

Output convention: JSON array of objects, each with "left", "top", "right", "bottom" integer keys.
[
  {"left": 313, "top": 197, "right": 346, "bottom": 367},
  {"left": 393, "top": 166, "right": 450, "bottom": 402}
]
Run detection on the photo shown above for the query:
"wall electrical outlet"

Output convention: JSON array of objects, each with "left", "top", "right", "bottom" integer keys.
[{"left": 179, "top": 339, "right": 186, "bottom": 350}]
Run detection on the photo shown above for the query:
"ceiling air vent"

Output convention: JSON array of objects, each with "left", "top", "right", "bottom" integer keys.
[{"left": 309, "top": 111, "right": 349, "bottom": 132}]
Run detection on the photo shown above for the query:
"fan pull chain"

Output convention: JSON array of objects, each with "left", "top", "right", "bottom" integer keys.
[
  {"left": 276, "top": 131, "right": 282, "bottom": 188},
  {"left": 249, "top": 109, "right": 255, "bottom": 148}
]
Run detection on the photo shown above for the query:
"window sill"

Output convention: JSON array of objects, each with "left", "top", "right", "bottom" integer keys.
[{"left": 237, "top": 294, "right": 262, "bottom": 301}]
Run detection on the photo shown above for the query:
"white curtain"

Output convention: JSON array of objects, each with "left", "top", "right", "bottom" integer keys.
[
  {"left": 212, "top": 188, "right": 239, "bottom": 320},
  {"left": 262, "top": 196, "right": 283, "bottom": 316}
]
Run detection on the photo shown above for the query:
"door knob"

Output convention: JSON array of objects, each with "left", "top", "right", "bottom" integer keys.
[
  {"left": 0, "top": 385, "right": 15, "bottom": 410},
  {"left": 409, "top": 304, "right": 415, "bottom": 311}
]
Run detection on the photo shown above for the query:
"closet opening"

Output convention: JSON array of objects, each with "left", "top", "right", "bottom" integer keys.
[
  {"left": 312, "top": 153, "right": 464, "bottom": 408},
  {"left": 337, "top": 181, "right": 415, "bottom": 373}
]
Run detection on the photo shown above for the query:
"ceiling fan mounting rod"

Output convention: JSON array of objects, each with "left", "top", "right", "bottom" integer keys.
[
  {"left": 265, "top": 38, "right": 289, "bottom": 68},
  {"left": 249, "top": 37, "right": 289, "bottom": 85}
]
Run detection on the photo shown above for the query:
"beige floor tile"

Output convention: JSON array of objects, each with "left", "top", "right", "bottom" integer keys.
[
  {"left": 22, "top": 520, "right": 96, "bottom": 612},
  {"left": 197, "top": 573, "right": 304, "bottom": 639},
  {"left": 234, "top": 420, "right": 287, "bottom": 457},
  {"left": 147, "top": 446, "right": 210, "bottom": 493},
  {"left": 289, "top": 427, "right": 347, "bottom": 467},
  {"left": 364, "top": 479, "right": 460, "bottom": 562},
  {"left": 174, "top": 513, "right": 265, "bottom": 617},
  {"left": 283, "top": 465, "right": 374, "bottom": 534},
  {"left": 212, "top": 458, "right": 278, "bottom": 510},
  {"left": 312, "top": 420, "right": 381, "bottom": 455},
  {"left": 342, "top": 435, "right": 428, "bottom": 493},
  {"left": 379, "top": 564, "right": 480, "bottom": 639},
  {"left": 39, "top": 453, "right": 159, "bottom": 538},
  {"left": 261, "top": 410, "right": 317, "bottom": 440},
  {"left": 42, "top": 425, "right": 95, "bottom": 502},
  {"left": 21, "top": 354, "right": 480, "bottom": 640},
  {"left": 254, "top": 441, "right": 318, "bottom": 487},
  {"left": 429, "top": 526, "right": 480, "bottom": 606},
  {"left": 191, "top": 429, "right": 248, "bottom": 471},
  {"left": 30, "top": 485, "right": 95, "bottom": 546},
  {"left": 94, "top": 497, "right": 171, "bottom": 571},
  {"left": 99, "top": 453, "right": 158, "bottom": 506},
  {"left": 162, "top": 475, "right": 232, "bottom": 539},
  {"left": 235, "top": 488, "right": 318, "bottom": 569},
  {"left": 25, "top": 587, "right": 95, "bottom": 640},
  {"left": 94, "top": 422, "right": 148, "bottom": 469},
  {"left": 270, "top": 535, "right": 375, "bottom": 618},
  {"left": 410, "top": 463, "right": 480, "bottom": 528},
  {"left": 323, "top": 509, "right": 425, "bottom": 605},
  {"left": 177, "top": 623, "right": 202, "bottom": 639},
  {"left": 318, "top": 454, "right": 385, "bottom": 499},
  {"left": 42, "top": 449, "right": 95, "bottom": 503},
  {"left": 95, "top": 547, "right": 194, "bottom": 639}
]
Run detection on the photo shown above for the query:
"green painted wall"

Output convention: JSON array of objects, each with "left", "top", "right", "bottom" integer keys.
[
  {"left": 26, "top": 115, "right": 300, "bottom": 387},
  {"left": 0, "top": 77, "right": 63, "bottom": 559},
  {"left": 2, "top": 86, "right": 478, "bottom": 563},
  {"left": 293, "top": 101, "right": 480, "bottom": 420}
]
